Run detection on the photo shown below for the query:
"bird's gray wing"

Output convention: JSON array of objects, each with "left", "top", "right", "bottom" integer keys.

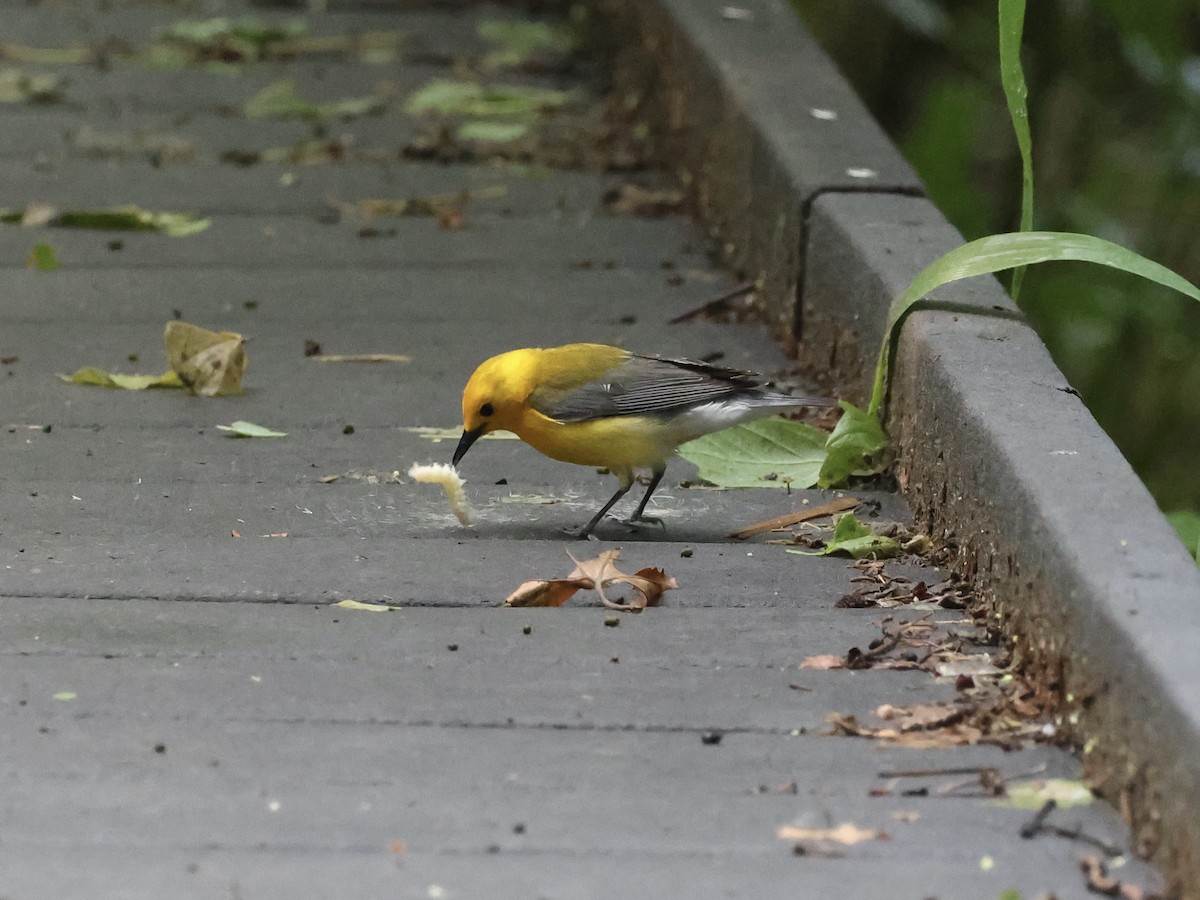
[{"left": 532, "top": 354, "right": 781, "bottom": 423}]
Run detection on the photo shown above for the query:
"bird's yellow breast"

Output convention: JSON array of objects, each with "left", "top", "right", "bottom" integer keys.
[{"left": 515, "top": 409, "right": 674, "bottom": 471}]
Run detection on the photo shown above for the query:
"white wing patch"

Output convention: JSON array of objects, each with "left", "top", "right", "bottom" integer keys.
[{"left": 664, "top": 399, "right": 804, "bottom": 444}]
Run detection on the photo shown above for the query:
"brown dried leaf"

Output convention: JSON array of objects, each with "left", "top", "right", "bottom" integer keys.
[
  {"left": 825, "top": 712, "right": 870, "bottom": 736},
  {"left": 504, "top": 549, "right": 676, "bottom": 610},
  {"left": 503, "top": 579, "right": 586, "bottom": 608},
  {"left": 876, "top": 702, "right": 965, "bottom": 732},
  {"left": 602, "top": 183, "right": 685, "bottom": 218}
]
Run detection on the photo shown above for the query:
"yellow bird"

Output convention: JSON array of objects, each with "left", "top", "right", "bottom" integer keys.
[{"left": 453, "top": 343, "right": 834, "bottom": 538}]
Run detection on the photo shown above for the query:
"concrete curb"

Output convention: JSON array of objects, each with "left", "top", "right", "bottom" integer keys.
[{"left": 593, "top": 0, "right": 1200, "bottom": 892}]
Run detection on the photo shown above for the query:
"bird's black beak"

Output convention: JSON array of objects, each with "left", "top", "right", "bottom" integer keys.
[{"left": 452, "top": 426, "right": 485, "bottom": 467}]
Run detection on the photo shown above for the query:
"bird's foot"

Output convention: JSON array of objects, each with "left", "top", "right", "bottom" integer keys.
[
  {"left": 563, "top": 524, "right": 600, "bottom": 541},
  {"left": 620, "top": 513, "right": 665, "bottom": 530}
]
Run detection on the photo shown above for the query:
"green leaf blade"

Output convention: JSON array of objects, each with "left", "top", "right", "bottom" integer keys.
[
  {"left": 870, "top": 231, "right": 1200, "bottom": 416},
  {"left": 1166, "top": 510, "right": 1200, "bottom": 565},
  {"left": 677, "top": 418, "right": 828, "bottom": 489},
  {"left": 998, "top": 0, "right": 1033, "bottom": 299}
]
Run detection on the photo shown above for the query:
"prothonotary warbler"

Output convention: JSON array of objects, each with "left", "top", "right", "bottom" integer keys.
[{"left": 453, "top": 343, "right": 835, "bottom": 538}]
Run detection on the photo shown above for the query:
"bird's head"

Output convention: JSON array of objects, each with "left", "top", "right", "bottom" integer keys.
[{"left": 453, "top": 349, "right": 537, "bottom": 466}]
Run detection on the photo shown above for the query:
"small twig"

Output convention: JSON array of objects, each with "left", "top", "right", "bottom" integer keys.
[
  {"left": 877, "top": 766, "right": 992, "bottom": 779},
  {"left": 667, "top": 281, "right": 755, "bottom": 324},
  {"left": 1019, "top": 799, "right": 1057, "bottom": 838},
  {"left": 728, "top": 496, "right": 860, "bottom": 540},
  {"left": 1043, "top": 822, "right": 1122, "bottom": 856},
  {"left": 845, "top": 629, "right": 903, "bottom": 669}
]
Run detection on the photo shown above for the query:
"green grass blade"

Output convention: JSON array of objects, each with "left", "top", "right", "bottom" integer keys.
[
  {"left": 998, "top": 0, "right": 1033, "bottom": 299},
  {"left": 868, "top": 231, "right": 1200, "bottom": 417}
]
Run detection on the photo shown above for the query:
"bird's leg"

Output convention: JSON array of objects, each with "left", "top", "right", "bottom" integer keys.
[
  {"left": 624, "top": 468, "right": 666, "bottom": 527},
  {"left": 569, "top": 483, "right": 632, "bottom": 540}
]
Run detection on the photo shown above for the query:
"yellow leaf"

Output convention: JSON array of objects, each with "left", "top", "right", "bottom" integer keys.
[
  {"left": 164, "top": 321, "right": 247, "bottom": 396},
  {"left": 59, "top": 366, "right": 183, "bottom": 390}
]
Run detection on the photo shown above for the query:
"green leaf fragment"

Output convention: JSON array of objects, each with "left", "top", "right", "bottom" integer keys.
[
  {"left": 0, "top": 67, "right": 62, "bottom": 103},
  {"left": 163, "top": 17, "right": 307, "bottom": 47},
  {"left": 216, "top": 420, "right": 288, "bottom": 438},
  {"left": 244, "top": 79, "right": 383, "bottom": 121},
  {"left": 148, "top": 17, "right": 308, "bottom": 69},
  {"left": 456, "top": 120, "right": 529, "bottom": 142},
  {"left": 677, "top": 418, "right": 828, "bottom": 489},
  {"left": 404, "top": 78, "right": 567, "bottom": 118},
  {"left": 785, "top": 512, "right": 902, "bottom": 559},
  {"left": 53, "top": 691, "right": 77, "bottom": 701},
  {"left": 59, "top": 367, "right": 184, "bottom": 390},
  {"left": 996, "top": 778, "right": 1093, "bottom": 810},
  {"left": 28, "top": 242, "right": 59, "bottom": 271},
  {"left": 476, "top": 19, "right": 572, "bottom": 68},
  {"left": 1166, "top": 510, "right": 1200, "bottom": 564},
  {"left": 1, "top": 205, "right": 211, "bottom": 236},
  {"left": 819, "top": 401, "right": 892, "bottom": 488}
]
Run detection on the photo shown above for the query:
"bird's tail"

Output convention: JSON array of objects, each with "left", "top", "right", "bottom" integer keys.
[{"left": 754, "top": 390, "right": 838, "bottom": 410}]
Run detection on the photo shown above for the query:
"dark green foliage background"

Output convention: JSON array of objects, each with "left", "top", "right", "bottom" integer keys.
[{"left": 794, "top": 0, "right": 1200, "bottom": 512}]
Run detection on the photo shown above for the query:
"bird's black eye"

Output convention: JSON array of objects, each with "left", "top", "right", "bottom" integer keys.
[{"left": 479, "top": 402, "right": 494, "bottom": 417}]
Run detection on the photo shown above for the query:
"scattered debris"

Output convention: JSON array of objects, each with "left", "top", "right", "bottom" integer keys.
[
  {"left": 405, "top": 426, "right": 519, "bottom": 443},
  {"left": 148, "top": 17, "right": 308, "bottom": 67},
  {"left": 68, "top": 125, "right": 195, "bottom": 164},
  {"left": 329, "top": 186, "right": 506, "bottom": 228},
  {"left": 668, "top": 282, "right": 758, "bottom": 325},
  {"left": 835, "top": 559, "right": 969, "bottom": 609},
  {"left": 504, "top": 548, "right": 676, "bottom": 611},
  {"left": 602, "top": 183, "right": 686, "bottom": 218},
  {"left": 308, "top": 353, "right": 412, "bottom": 364},
  {"left": 809, "top": 614, "right": 1060, "bottom": 750},
  {"left": 319, "top": 469, "right": 403, "bottom": 485},
  {"left": 0, "top": 67, "right": 62, "bottom": 104},
  {"left": 1079, "top": 855, "right": 1167, "bottom": 900},
  {"left": 477, "top": 18, "right": 573, "bottom": 70}
]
